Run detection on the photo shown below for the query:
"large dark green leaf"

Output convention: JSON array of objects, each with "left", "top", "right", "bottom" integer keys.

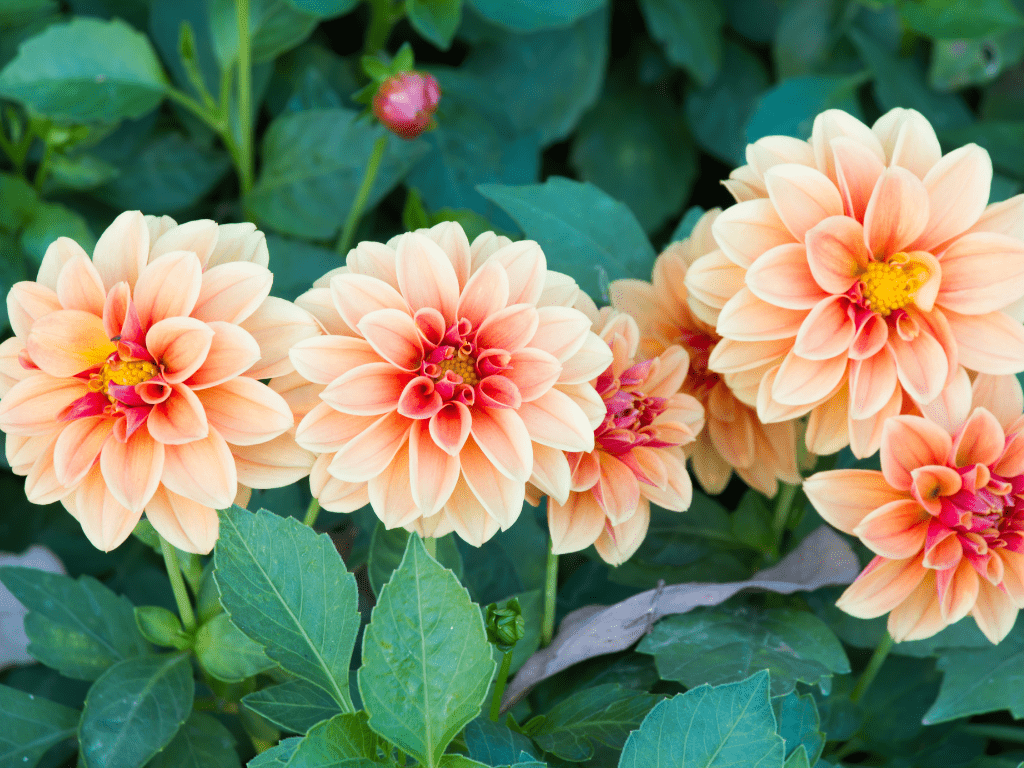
[
  {"left": 249, "top": 108, "right": 428, "bottom": 239},
  {"left": 899, "top": 0, "right": 1024, "bottom": 40},
  {"left": 78, "top": 653, "right": 194, "bottom": 768},
  {"left": 366, "top": 522, "right": 463, "bottom": 598},
  {"left": 465, "top": 0, "right": 605, "bottom": 31},
  {"left": 478, "top": 177, "right": 656, "bottom": 301},
  {"left": 20, "top": 202, "right": 94, "bottom": 266},
  {"left": 619, "top": 671, "right": 785, "bottom": 768},
  {"left": 0, "top": 684, "right": 79, "bottom": 768},
  {"left": 265, "top": 234, "right": 339, "bottom": 301},
  {"left": 242, "top": 679, "right": 343, "bottom": 735},
  {"left": 0, "top": 567, "right": 149, "bottom": 681},
  {"left": 925, "top": 635, "right": 1024, "bottom": 724},
  {"left": 0, "top": 17, "right": 168, "bottom": 123},
  {"left": 283, "top": 712, "right": 391, "bottom": 767},
  {"left": 209, "top": 0, "right": 319, "bottom": 65},
  {"left": 637, "top": 0, "right": 723, "bottom": 86},
  {"left": 940, "top": 121, "right": 1024, "bottom": 178},
  {"left": 214, "top": 506, "right": 361, "bottom": 712},
  {"left": 283, "top": 0, "right": 358, "bottom": 18},
  {"left": 745, "top": 74, "right": 867, "bottom": 143},
  {"left": 464, "top": 717, "right": 540, "bottom": 765},
  {"left": 407, "top": 0, "right": 462, "bottom": 49},
  {"left": 147, "top": 712, "right": 240, "bottom": 768},
  {"left": 772, "top": 0, "right": 847, "bottom": 78},
  {"left": 358, "top": 534, "right": 495, "bottom": 768},
  {"left": 772, "top": 691, "right": 824, "bottom": 764},
  {"left": 637, "top": 606, "right": 850, "bottom": 696}
]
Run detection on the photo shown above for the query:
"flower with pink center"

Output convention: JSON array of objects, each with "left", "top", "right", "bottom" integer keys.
[
  {"left": 686, "top": 107, "right": 1024, "bottom": 458},
  {"left": 0, "top": 212, "right": 319, "bottom": 553},
  {"left": 610, "top": 209, "right": 802, "bottom": 497},
  {"left": 804, "top": 369, "right": 1024, "bottom": 643},
  {"left": 290, "top": 222, "right": 612, "bottom": 546},
  {"left": 546, "top": 310, "right": 704, "bottom": 565}
]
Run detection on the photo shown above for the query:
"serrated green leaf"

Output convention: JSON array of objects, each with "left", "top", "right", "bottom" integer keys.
[
  {"left": 619, "top": 671, "right": 785, "bottom": 768},
  {"left": 464, "top": 716, "right": 540, "bottom": 765},
  {"left": 478, "top": 177, "right": 656, "bottom": 302},
  {"left": 466, "top": 0, "right": 605, "bottom": 31},
  {"left": 637, "top": 0, "right": 723, "bottom": 86},
  {"left": 283, "top": 712, "right": 390, "bottom": 767},
  {"left": 406, "top": 0, "right": 462, "bottom": 49},
  {"left": 898, "top": 0, "right": 1024, "bottom": 40},
  {"left": 146, "top": 711, "right": 240, "bottom": 768},
  {"left": 20, "top": 202, "right": 94, "bottom": 266},
  {"left": 745, "top": 74, "right": 867, "bottom": 143},
  {"left": 367, "top": 522, "right": 463, "bottom": 598},
  {"left": 194, "top": 612, "right": 275, "bottom": 683},
  {"left": 0, "top": 684, "right": 79, "bottom": 768},
  {"left": 214, "top": 506, "right": 360, "bottom": 712},
  {"left": 527, "top": 684, "right": 663, "bottom": 761},
  {"left": 79, "top": 653, "right": 194, "bottom": 768},
  {"left": 242, "top": 679, "right": 342, "bottom": 735},
  {"left": 772, "top": 691, "right": 824, "bottom": 764},
  {"left": 0, "top": 17, "right": 168, "bottom": 123},
  {"left": 637, "top": 606, "right": 849, "bottom": 696},
  {"left": 358, "top": 534, "right": 496, "bottom": 768},
  {"left": 0, "top": 567, "right": 149, "bottom": 681},
  {"left": 249, "top": 108, "right": 428, "bottom": 239}
]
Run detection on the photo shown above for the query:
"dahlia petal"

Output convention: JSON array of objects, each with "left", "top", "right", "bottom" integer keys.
[
  {"left": 529, "top": 306, "right": 591, "bottom": 362},
  {"left": 146, "top": 316, "right": 214, "bottom": 384},
  {"left": 643, "top": 346, "right": 691, "bottom": 398},
  {"left": 757, "top": 364, "right": 817, "bottom": 423},
  {"left": 469, "top": 231, "right": 513, "bottom": 268},
  {"left": 290, "top": 335, "right": 381, "bottom": 386},
  {"left": 888, "top": 326, "right": 949, "bottom": 404},
  {"left": 746, "top": 244, "right": 828, "bottom": 310},
  {"left": 805, "top": 216, "right": 870, "bottom": 295},
  {"left": 457, "top": 259, "right": 509, "bottom": 329},
  {"left": 772, "top": 350, "right": 848, "bottom": 406},
  {"left": 764, "top": 163, "right": 844, "bottom": 241},
  {"left": 936, "top": 232, "right": 1024, "bottom": 314},
  {"left": 150, "top": 219, "right": 219, "bottom": 268},
  {"left": 8, "top": 281, "right": 62, "bottom": 340},
  {"left": 145, "top": 485, "right": 219, "bottom": 554},
  {"left": 0, "top": 375, "right": 90, "bottom": 436},
  {"left": 488, "top": 240, "right": 546, "bottom": 306},
  {"left": 358, "top": 308, "right": 423, "bottom": 371},
  {"left": 147, "top": 383, "right": 208, "bottom": 444},
  {"left": 549, "top": 491, "right": 606, "bottom": 554},
  {"left": 708, "top": 337, "right": 790, "bottom": 373},
  {"left": 711, "top": 199, "right": 794, "bottom": 269},
  {"left": 831, "top": 136, "right": 886, "bottom": 220},
  {"left": 973, "top": 373, "right": 1024, "bottom": 431},
  {"left": 191, "top": 262, "right": 272, "bottom": 326},
  {"left": 835, "top": 555, "right": 927, "bottom": 618},
  {"left": 529, "top": 443, "right": 571, "bottom": 504},
  {"left": 53, "top": 415, "right": 114, "bottom": 488},
  {"left": 636, "top": 448, "right": 692, "bottom": 510},
  {"left": 409, "top": 420, "right": 460, "bottom": 515},
  {"left": 24, "top": 432, "right": 66, "bottom": 504},
  {"left": 919, "top": 366, "right": 972, "bottom": 434},
  {"left": 849, "top": 384, "right": 903, "bottom": 459},
  {"left": 367, "top": 443, "right": 418, "bottom": 528},
  {"left": 934, "top": 558, "right": 979, "bottom": 625},
  {"left": 55, "top": 254, "right": 106, "bottom": 316},
  {"left": 195, "top": 378, "right": 292, "bottom": 446},
  {"left": 459, "top": 438, "right": 526, "bottom": 528},
  {"left": 507, "top": 348, "right": 561, "bottom": 402},
  {"left": 346, "top": 240, "right": 399, "bottom": 288},
  {"left": 912, "top": 144, "right": 993, "bottom": 251},
  {"left": 793, "top": 296, "right": 855, "bottom": 360},
  {"left": 803, "top": 469, "right": 906, "bottom": 534},
  {"left": 73, "top": 463, "right": 141, "bottom": 551},
  {"left": 92, "top": 210, "right": 148, "bottom": 291},
  {"left": 133, "top": 251, "right": 203, "bottom": 330},
  {"left": 849, "top": 349, "right": 898, "bottom": 420},
  {"left": 887, "top": 570, "right": 944, "bottom": 641},
  {"left": 423, "top": 221, "right": 472, "bottom": 288},
  {"left": 968, "top": 194, "right": 1024, "bottom": 240},
  {"left": 748, "top": 134, "right": 817, "bottom": 176},
  {"left": 594, "top": 499, "right": 651, "bottom": 566},
  {"left": 442, "top": 478, "right": 505, "bottom": 546},
  {"left": 232, "top": 431, "right": 314, "bottom": 489},
  {"left": 26, "top": 309, "right": 114, "bottom": 378},
  {"left": 862, "top": 166, "right": 930, "bottom": 257},
  {"left": 596, "top": 453, "right": 641, "bottom": 524},
  {"left": 849, "top": 314, "right": 888, "bottom": 360},
  {"left": 319, "top": 362, "right": 411, "bottom": 415},
  {"left": 328, "top": 411, "right": 410, "bottom": 483},
  {"left": 475, "top": 304, "right": 540, "bottom": 355},
  {"left": 971, "top": 578, "right": 1018, "bottom": 644},
  {"left": 161, "top": 430, "right": 237, "bottom": 509},
  {"left": 717, "top": 288, "right": 806, "bottom": 341},
  {"left": 910, "top": 465, "right": 962, "bottom": 515},
  {"left": 557, "top": 332, "right": 614, "bottom": 385},
  {"left": 396, "top": 232, "right": 460, "bottom": 322},
  {"left": 804, "top": 387, "right": 851, "bottom": 455},
  {"left": 873, "top": 108, "right": 942, "bottom": 178},
  {"left": 999, "top": 549, "right": 1024, "bottom": 609},
  {"left": 315, "top": 470, "right": 370, "bottom": 514},
  {"left": 397, "top": 376, "right": 443, "bottom": 419},
  {"left": 239, "top": 297, "right": 320, "bottom": 379},
  {"left": 683, "top": 250, "right": 746, "bottom": 319},
  {"left": 812, "top": 109, "right": 884, "bottom": 182},
  {"left": 541, "top": 270, "right": 583, "bottom": 309},
  {"left": 297, "top": 287, "right": 354, "bottom": 336},
  {"left": 853, "top": 499, "right": 929, "bottom": 559},
  {"left": 38, "top": 236, "right": 90, "bottom": 292},
  {"left": 100, "top": 426, "right": 163, "bottom": 513},
  {"left": 330, "top": 273, "right": 409, "bottom": 333},
  {"left": 517, "top": 387, "right": 595, "bottom": 452},
  {"left": 469, "top": 406, "right": 532, "bottom": 482},
  {"left": 953, "top": 407, "right": 1005, "bottom": 468},
  {"left": 429, "top": 402, "right": 472, "bottom": 456},
  {"left": 879, "top": 415, "right": 952, "bottom": 491},
  {"left": 945, "top": 308, "right": 1024, "bottom": 375},
  {"left": 0, "top": 337, "right": 27, "bottom": 395},
  {"left": 296, "top": 402, "right": 376, "bottom": 453}
]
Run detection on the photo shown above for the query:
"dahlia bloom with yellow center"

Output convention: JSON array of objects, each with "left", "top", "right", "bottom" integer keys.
[
  {"left": 687, "top": 107, "right": 1024, "bottom": 458},
  {"left": 290, "top": 222, "right": 612, "bottom": 546},
  {"left": 545, "top": 310, "right": 704, "bottom": 565},
  {"left": 0, "top": 212, "right": 319, "bottom": 553},
  {"left": 804, "top": 370, "right": 1024, "bottom": 643},
  {"left": 610, "top": 209, "right": 801, "bottom": 497}
]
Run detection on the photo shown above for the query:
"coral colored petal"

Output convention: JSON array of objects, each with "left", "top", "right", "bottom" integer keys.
[
  {"left": 469, "top": 406, "right": 532, "bottom": 482},
  {"left": 804, "top": 387, "right": 850, "bottom": 455},
  {"left": 330, "top": 273, "right": 409, "bottom": 333},
  {"left": 315, "top": 472, "right": 370, "bottom": 514},
  {"left": 488, "top": 240, "right": 547, "bottom": 306},
  {"left": 24, "top": 432, "right": 66, "bottom": 504},
  {"left": 145, "top": 485, "right": 219, "bottom": 554},
  {"left": 886, "top": 570, "right": 944, "bottom": 641},
  {"left": 367, "top": 443, "right": 418, "bottom": 528},
  {"left": 812, "top": 109, "right": 884, "bottom": 180},
  {"left": 530, "top": 442, "right": 571, "bottom": 504},
  {"left": 319, "top": 362, "right": 410, "bottom": 415},
  {"left": 423, "top": 221, "right": 472, "bottom": 287},
  {"left": 0, "top": 374, "right": 91, "bottom": 436},
  {"left": 409, "top": 420, "right": 460, "bottom": 515},
  {"left": 793, "top": 296, "right": 855, "bottom": 360},
  {"left": 873, "top": 108, "right": 941, "bottom": 178},
  {"left": 507, "top": 348, "right": 561, "bottom": 402},
  {"left": 75, "top": 463, "right": 141, "bottom": 552},
  {"left": 852, "top": 499, "right": 929, "bottom": 559},
  {"left": 911, "top": 465, "right": 962, "bottom": 515},
  {"left": 772, "top": 349, "right": 848, "bottom": 407},
  {"left": 849, "top": 314, "right": 888, "bottom": 360},
  {"left": 38, "top": 236, "right": 90, "bottom": 292},
  {"left": 329, "top": 411, "right": 411, "bottom": 483},
  {"left": 596, "top": 452, "right": 641, "bottom": 524},
  {"left": 184, "top": 321, "right": 260, "bottom": 390},
  {"left": 133, "top": 251, "right": 203, "bottom": 330},
  {"left": 594, "top": 499, "right": 651, "bottom": 566},
  {"left": 936, "top": 232, "right": 1024, "bottom": 315},
  {"left": 880, "top": 415, "right": 952, "bottom": 490},
  {"left": 397, "top": 376, "right": 443, "bottom": 419},
  {"left": 147, "top": 383, "right": 209, "bottom": 444},
  {"left": 55, "top": 254, "right": 106, "bottom": 316},
  {"left": 835, "top": 555, "right": 927, "bottom": 618},
  {"left": 232, "top": 431, "right": 314, "bottom": 489},
  {"left": 717, "top": 288, "right": 806, "bottom": 341},
  {"left": 549, "top": 491, "right": 606, "bottom": 554},
  {"left": 711, "top": 199, "right": 795, "bottom": 269},
  {"left": 919, "top": 366, "right": 972, "bottom": 435},
  {"left": 935, "top": 558, "right": 979, "bottom": 625},
  {"left": 146, "top": 316, "right": 214, "bottom": 383},
  {"left": 756, "top": 364, "right": 818, "bottom": 423},
  {"left": 161, "top": 430, "right": 237, "bottom": 509},
  {"left": 100, "top": 427, "right": 163, "bottom": 513},
  {"left": 429, "top": 402, "right": 472, "bottom": 456},
  {"left": 708, "top": 337, "right": 790, "bottom": 373},
  {"left": 150, "top": 219, "right": 219, "bottom": 267},
  {"left": 683, "top": 250, "right": 746, "bottom": 318},
  {"left": 803, "top": 469, "right": 907, "bottom": 534},
  {"left": 92, "top": 210, "right": 148, "bottom": 291},
  {"left": 764, "top": 163, "right": 843, "bottom": 241},
  {"left": 441, "top": 478, "right": 504, "bottom": 546},
  {"left": 849, "top": 384, "right": 903, "bottom": 459},
  {"left": 831, "top": 136, "right": 887, "bottom": 220},
  {"left": 192, "top": 262, "right": 272, "bottom": 325},
  {"left": 195, "top": 378, "right": 292, "bottom": 445},
  {"left": 517, "top": 387, "right": 595, "bottom": 452},
  {"left": 888, "top": 327, "right": 949, "bottom": 404},
  {"left": 53, "top": 415, "right": 114, "bottom": 488},
  {"left": 459, "top": 438, "right": 526, "bottom": 528},
  {"left": 971, "top": 578, "right": 1018, "bottom": 644},
  {"left": 239, "top": 297, "right": 320, "bottom": 379},
  {"left": 952, "top": 407, "right": 1005, "bottom": 467},
  {"left": 849, "top": 349, "right": 898, "bottom": 420},
  {"left": 945, "top": 308, "right": 1024, "bottom": 375},
  {"left": 396, "top": 232, "right": 460, "bottom": 322},
  {"left": 747, "top": 134, "right": 816, "bottom": 176},
  {"left": 475, "top": 304, "right": 540, "bottom": 353},
  {"left": 296, "top": 287, "right": 353, "bottom": 336},
  {"left": 290, "top": 335, "right": 382, "bottom": 386},
  {"left": 912, "top": 144, "right": 993, "bottom": 251},
  {"left": 457, "top": 259, "right": 510, "bottom": 329},
  {"left": 346, "top": 240, "right": 399, "bottom": 288},
  {"left": 8, "top": 281, "right": 62, "bottom": 340},
  {"left": 805, "top": 216, "right": 870, "bottom": 295},
  {"left": 746, "top": 244, "right": 827, "bottom": 310},
  {"left": 557, "top": 332, "right": 614, "bottom": 385},
  {"left": 862, "top": 166, "right": 930, "bottom": 257},
  {"left": 296, "top": 401, "right": 377, "bottom": 453},
  {"left": 643, "top": 346, "right": 691, "bottom": 398},
  {"left": 26, "top": 309, "right": 114, "bottom": 378},
  {"left": 968, "top": 194, "right": 1024, "bottom": 240},
  {"left": 101, "top": 282, "right": 129, "bottom": 340},
  {"left": 358, "top": 308, "right": 423, "bottom": 371},
  {"left": 529, "top": 306, "right": 591, "bottom": 362}
]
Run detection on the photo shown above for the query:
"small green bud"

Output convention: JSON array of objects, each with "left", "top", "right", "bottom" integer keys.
[
  {"left": 485, "top": 597, "right": 525, "bottom": 653},
  {"left": 135, "top": 605, "right": 192, "bottom": 650}
]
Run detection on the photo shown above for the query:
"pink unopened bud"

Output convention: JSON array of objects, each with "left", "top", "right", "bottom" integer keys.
[{"left": 372, "top": 71, "right": 441, "bottom": 140}]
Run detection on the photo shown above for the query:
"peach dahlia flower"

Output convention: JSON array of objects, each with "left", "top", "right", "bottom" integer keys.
[
  {"left": 290, "top": 222, "right": 612, "bottom": 546},
  {"left": 0, "top": 212, "right": 319, "bottom": 553},
  {"left": 804, "top": 370, "right": 1024, "bottom": 643},
  {"left": 546, "top": 310, "right": 704, "bottom": 565},
  {"left": 610, "top": 210, "right": 801, "bottom": 497},
  {"left": 688, "top": 107, "right": 1024, "bottom": 458}
]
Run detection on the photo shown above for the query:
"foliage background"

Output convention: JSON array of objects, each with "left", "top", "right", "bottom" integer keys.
[{"left": 5, "top": 0, "right": 1024, "bottom": 766}]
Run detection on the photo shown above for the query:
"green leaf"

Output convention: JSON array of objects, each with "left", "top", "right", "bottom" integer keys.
[
  {"left": 618, "top": 671, "right": 785, "bottom": 768},
  {"left": 249, "top": 108, "right": 428, "bottom": 239},
  {"left": 283, "top": 712, "right": 391, "bottom": 767},
  {"left": 637, "top": 606, "right": 850, "bottom": 696},
  {"left": 242, "top": 679, "right": 342, "bottom": 735},
  {"left": 570, "top": 84, "right": 696, "bottom": 233},
  {"left": 406, "top": 0, "right": 462, "bottom": 49},
  {"left": 526, "top": 684, "right": 663, "bottom": 761},
  {"left": 214, "top": 505, "right": 361, "bottom": 712},
  {"left": 283, "top": 0, "right": 358, "bottom": 19},
  {"left": 745, "top": 74, "right": 867, "bottom": 143},
  {"left": 772, "top": 691, "right": 824, "bottom": 764},
  {"left": 0, "top": 567, "right": 149, "bottom": 681},
  {"left": 367, "top": 522, "right": 463, "bottom": 598},
  {"left": 783, "top": 745, "right": 810, "bottom": 768},
  {"left": 438, "top": 757, "right": 490, "bottom": 768},
  {"left": 773, "top": 0, "right": 847, "bottom": 78},
  {"left": 146, "top": 712, "right": 240, "bottom": 768},
  {"left": 0, "top": 172, "right": 39, "bottom": 232},
  {"left": 209, "top": 0, "right": 320, "bottom": 65},
  {"left": 669, "top": 206, "right": 705, "bottom": 244},
  {"left": 898, "top": 0, "right": 1024, "bottom": 40},
  {"left": 45, "top": 153, "right": 119, "bottom": 192},
  {"left": 0, "top": 684, "right": 79, "bottom": 768},
  {"left": 925, "top": 636, "right": 1024, "bottom": 724},
  {"left": 264, "top": 234, "right": 338, "bottom": 302},
  {"left": 194, "top": 612, "right": 276, "bottom": 683},
  {"left": 637, "top": 0, "right": 724, "bottom": 86},
  {"left": 464, "top": 717, "right": 539, "bottom": 765},
  {"left": 358, "top": 534, "right": 496, "bottom": 768},
  {"left": 79, "top": 653, "right": 194, "bottom": 768},
  {"left": 478, "top": 177, "right": 656, "bottom": 302},
  {"left": 930, "top": 32, "right": 1024, "bottom": 91},
  {"left": 20, "top": 202, "right": 94, "bottom": 266},
  {"left": 465, "top": 0, "right": 605, "bottom": 31},
  {"left": 730, "top": 491, "right": 774, "bottom": 552},
  {"left": 940, "top": 122, "right": 1024, "bottom": 178},
  {"left": 247, "top": 737, "right": 302, "bottom": 767},
  {"left": 0, "top": 17, "right": 168, "bottom": 123},
  {"left": 858, "top": 656, "right": 940, "bottom": 745}
]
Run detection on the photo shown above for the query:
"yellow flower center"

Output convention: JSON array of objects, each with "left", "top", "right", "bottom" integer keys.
[
  {"left": 860, "top": 253, "right": 929, "bottom": 317},
  {"left": 89, "top": 358, "right": 159, "bottom": 395},
  {"left": 435, "top": 351, "right": 479, "bottom": 386}
]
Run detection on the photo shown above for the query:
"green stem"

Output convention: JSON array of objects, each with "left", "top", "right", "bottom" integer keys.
[
  {"left": 32, "top": 140, "right": 53, "bottom": 192},
  {"left": 423, "top": 535, "right": 437, "bottom": 560},
  {"left": 542, "top": 540, "right": 558, "bottom": 647},
  {"left": 770, "top": 482, "right": 799, "bottom": 555},
  {"left": 961, "top": 724, "right": 1024, "bottom": 743},
  {"left": 364, "top": 0, "right": 399, "bottom": 53},
  {"left": 303, "top": 498, "right": 321, "bottom": 528},
  {"left": 850, "top": 631, "right": 894, "bottom": 703},
  {"left": 234, "top": 0, "right": 255, "bottom": 195},
  {"left": 489, "top": 650, "right": 514, "bottom": 721},
  {"left": 159, "top": 535, "right": 197, "bottom": 633},
  {"left": 336, "top": 134, "right": 387, "bottom": 256}
]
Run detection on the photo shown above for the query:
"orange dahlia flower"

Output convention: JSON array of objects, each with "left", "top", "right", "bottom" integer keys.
[
  {"left": 688, "top": 107, "right": 1024, "bottom": 458},
  {"left": 545, "top": 309, "right": 704, "bottom": 565},
  {"left": 290, "top": 222, "right": 612, "bottom": 546},
  {"left": 610, "top": 210, "right": 801, "bottom": 497},
  {"left": 804, "top": 370, "right": 1024, "bottom": 643},
  {"left": 0, "top": 212, "right": 319, "bottom": 553}
]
